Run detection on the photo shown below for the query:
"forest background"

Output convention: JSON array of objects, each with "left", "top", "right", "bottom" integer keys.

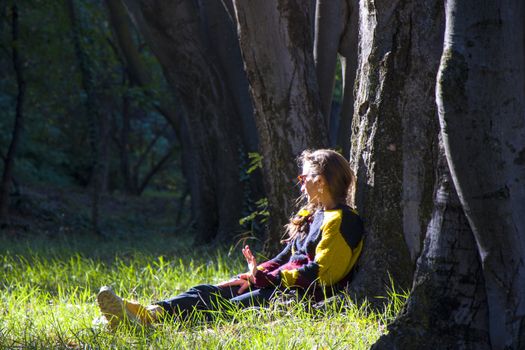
[{"left": 1, "top": 1, "right": 524, "bottom": 349}]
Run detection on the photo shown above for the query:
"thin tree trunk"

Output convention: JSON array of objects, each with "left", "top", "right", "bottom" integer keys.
[
  {"left": 314, "top": 0, "right": 358, "bottom": 156},
  {"left": 232, "top": 0, "right": 329, "bottom": 254},
  {"left": 106, "top": 0, "right": 192, "bottom": 199},
  {"left": 0, "top": 4, "right": 25, "bottom": 224},
  {"left": 106, "top": 0, "right": 150, "bottom": 86},
  {"left": 131, "top": 130, "right": 162, "bottom": 190},
  {"left": 199, "top": 0, "right": 258, "bottom": 152},
  {"left": 66, "top": 0, "right": 102, "bottom": 236},
  {"left": 136, "top": 145, "right": 175, "bottom": 195},
  {"left": 436, "top": 1, "right": 525, "bottom": 347},
  {"left": 336, "top": 0, "right": 359, "bottom": 156},
  {"left": 314, "top": 0, "right": 345, "bottom": 129},
  {"left": 348, "top": 0, "right": 443, "bottom": 299},
  {"left": 119, "top": 94, "right": 133, "bottom": 193},
  {"left": 336, "top": 55, "right": 357, "bottom": 157},
  {"left": 106, "top": 0, "right": 184, "bottom": 135},
  {"left": 99, "top": 111, "right": 111, "bottom": 193}
]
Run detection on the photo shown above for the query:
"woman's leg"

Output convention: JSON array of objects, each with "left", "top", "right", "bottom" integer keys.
[
  {"left": 97, "top": 284, "right": 280, "bottom": 327},
  {"left": 228, "top": 287, "right": 278, "bottom": 308},
  {"left": 153, "top": 284, "right": 241, "bottom": 319}
]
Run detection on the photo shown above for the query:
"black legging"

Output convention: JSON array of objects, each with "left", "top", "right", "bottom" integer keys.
[{"left": 154, "top": 284, "right": 278, "bottom": 320}]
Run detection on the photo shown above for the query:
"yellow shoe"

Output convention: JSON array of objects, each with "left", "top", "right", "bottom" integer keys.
[
  {"left": 97, "top": 286, "right": 158, "bottom": 328},
  {"left": 124, "top": 300, "right": 164, "bottom": 325}
]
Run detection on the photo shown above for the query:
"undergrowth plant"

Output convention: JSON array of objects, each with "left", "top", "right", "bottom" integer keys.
[{"left": 0, "top": 233, "right": 406, "bottom": 349}]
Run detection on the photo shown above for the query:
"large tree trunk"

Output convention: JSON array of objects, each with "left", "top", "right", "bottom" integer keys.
[
  {"left": 122, "top": 0, "right": 249, "bottom": 243},
  {"left": 436, "top": 1, "right": 525, "bottom": 347},
  {"left": 374, "top": 1, "right": 525, "bottom": 348},
  {"left": 373, "top": 141, "right": 491, "bottom": 349},
  {"left": 348, "top": 0, "right": 443, "bottom": 299},
  {"left": 0, "top": 4, "right": 25, "bottom": 224},
  {"left": 232, "top": 0, "right": 329, "bottom": 254}
]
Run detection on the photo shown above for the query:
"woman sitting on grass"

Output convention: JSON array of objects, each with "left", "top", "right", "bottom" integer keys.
[{"left": 97, "top": 149, "right": 364, "bottom": 327}]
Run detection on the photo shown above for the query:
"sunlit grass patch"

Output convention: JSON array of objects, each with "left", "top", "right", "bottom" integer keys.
[{"left": 0, "top": 233, "right": 405, "bottom": 349}]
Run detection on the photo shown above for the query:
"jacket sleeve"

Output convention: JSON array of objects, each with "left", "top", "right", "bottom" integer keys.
[{"left": 256, "top": 241, "right": 293, "bottom": 273}]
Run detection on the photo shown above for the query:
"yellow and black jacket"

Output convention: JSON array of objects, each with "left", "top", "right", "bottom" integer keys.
[{"left": 253, "top": 205, "right": 364, "bottom": 290}]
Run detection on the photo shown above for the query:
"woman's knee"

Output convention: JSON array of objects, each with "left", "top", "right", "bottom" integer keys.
[{"left": 187, "top": 284, "right": 220, "bottom": 295}]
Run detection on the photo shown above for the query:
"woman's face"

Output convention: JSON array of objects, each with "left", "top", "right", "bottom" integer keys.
[{"left": 299, "top": 162, "right": 321, "bottom": 203}]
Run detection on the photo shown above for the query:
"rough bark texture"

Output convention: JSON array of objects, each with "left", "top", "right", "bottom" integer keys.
[
  {"left": 348, "top": 0, "right": 443, "bottom": 299},
  {"left": 373, "top": 141, "right": 490, "bottom": 350},
  {"left": 0, "top": 4, "right": 24, "bottom": 223},
  {"left": 123, "top": 0, "right": 249, "bottom": 243},
  {"left": 436, "top": 1, "right": 525, "bottom": 347},
  {"left": 232, "top": 0, "right": 328, "bottom": 254}
]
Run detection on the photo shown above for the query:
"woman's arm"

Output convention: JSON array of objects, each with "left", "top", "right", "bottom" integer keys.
[{"left": 256, "top": 241, "right": 293, "bottom": 272}]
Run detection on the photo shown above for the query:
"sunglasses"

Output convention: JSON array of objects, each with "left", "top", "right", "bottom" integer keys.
[{"left": 297, "top": 173, "right": 319, "bottom": 185}]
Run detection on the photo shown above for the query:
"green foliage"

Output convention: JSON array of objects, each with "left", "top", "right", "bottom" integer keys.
[
  {"left": 0, "top": 0, "right": 182, "bottom": 194},
  {"left": 246, "top": 152, "right": 263, "bottom": 174},
  {"left": 238, "top": 151, "right": 268, "bottom": 242},
  {"left": 0, "top": 234, "right": 402, "bottom": 349},
  {"left": 239, "top": 197, "right": 269, "bottom": 226}
]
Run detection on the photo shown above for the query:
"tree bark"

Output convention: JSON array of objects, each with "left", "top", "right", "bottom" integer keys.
[
  {"left": 232, "top": 0, "right": 328, "bottom": 254},
  {"left": 348, "top": 0, "right": 443, "bottom": 299},
  {"left": 436, "top": 1, "right": 525, "bottom": 347},
  {"left": 122, "top": 0, "right": 248, "bottom": 243},
  {"left": 373, "top": 140, "right": 491, "bottom": 349},
  {"left": 0, "top": 4, "right": 25, "bottom": 224}
]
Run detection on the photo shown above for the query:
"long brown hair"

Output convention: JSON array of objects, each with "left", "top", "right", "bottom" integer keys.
[{"left": 284, "top": 149, "right": 356, "bottom": 241}]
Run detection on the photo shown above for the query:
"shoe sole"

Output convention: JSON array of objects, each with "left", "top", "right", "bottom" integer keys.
[{"left": 97, "top": 287, "right": 139, "bottom": 328}]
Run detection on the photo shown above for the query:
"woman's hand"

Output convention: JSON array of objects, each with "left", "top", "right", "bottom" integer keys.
[
  {"left": 242, "top": 245, "right": 258, "bottom": 279},
  {"left": 216, "top": 277, "right": 251, "bottom": 294},
  {"left": 216, "top": 245, "right": 258, "bottom": 295},
  {"left": 237, "top": 272, "right": 250, "bottom": 280},
  {"left": 217, "top": 277, "right": 250, "bottom": 291}
]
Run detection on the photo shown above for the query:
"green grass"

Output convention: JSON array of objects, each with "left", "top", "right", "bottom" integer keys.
[{"left": 0, "top": 233, "right": 404, "bottom": 349}]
